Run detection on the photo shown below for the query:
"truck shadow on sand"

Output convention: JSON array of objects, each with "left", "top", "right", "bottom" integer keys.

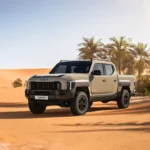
[
  {"left": 0, "top": 109, "right": 71, "bottom": 119},
  {"left": 0, "top": 102, "right": 27, "bottom": 108},
  {"left": 0, "top": 102, "right": 118, "bottom": 119},
  {"left": 0, "top": 101, "right": 149, "bottom": 119},
  {"left": 0, "top": 107, "right": 118, "bottom": 119}
]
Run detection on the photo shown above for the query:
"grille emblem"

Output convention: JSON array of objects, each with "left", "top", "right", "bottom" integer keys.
[{"left": 40, "top": 78, "right": 48, "bottom": 81}]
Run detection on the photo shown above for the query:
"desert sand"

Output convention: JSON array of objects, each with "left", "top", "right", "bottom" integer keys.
[
  {"left": 0, "top": 69, "right": 150, "bottom": 150},
  {"left": 0, "top": 69, "right": 50, "bottom": 88}
]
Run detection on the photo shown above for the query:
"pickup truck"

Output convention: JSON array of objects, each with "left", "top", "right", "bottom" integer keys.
[{"left": 25, "top": 58, "right": 136, "bottom": 116}]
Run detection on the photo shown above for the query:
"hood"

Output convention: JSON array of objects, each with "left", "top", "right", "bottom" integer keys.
[
  {"left": 61, "top": 73, "right": 89, "bottom": 80},
  {"left": 27, "top": 73, "right": 89, "bottom": 90},
  {"left": 33, "top": 74, "right": 65, "bottom": 78},
  {"left": 29, "top": 73, "right": 89, "bottom": 81}
]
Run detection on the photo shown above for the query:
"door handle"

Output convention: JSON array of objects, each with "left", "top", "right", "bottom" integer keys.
[{"left": 114, "top": 79, "right": 117, "bottom": 82}]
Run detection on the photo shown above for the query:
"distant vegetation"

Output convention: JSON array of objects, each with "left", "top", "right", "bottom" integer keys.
[
  {"left": 12, "top": 79, "right": 27, "bottom": 88},
  {"left": 12, "top": 78, "right": 23, "bottom": 88},
  {"left": 78, "top": 36, "right": 150, "bottom": 95}
]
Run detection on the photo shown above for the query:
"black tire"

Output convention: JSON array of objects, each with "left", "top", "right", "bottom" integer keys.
[
  {"left": 28, "top": 101, "right": 46, "bottom": 114},
  {"left": 70, "top": 91, "right": 89, "bottom": 116},
  {"left": 117, "top": 89, "right": 130, "bottom": 109},
  {"left": 88, "top": 101, "right": 93, "bottom": 109}
]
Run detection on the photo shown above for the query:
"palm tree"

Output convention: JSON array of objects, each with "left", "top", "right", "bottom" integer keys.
[
  {"left": 78, "top": 37, "right": 106, "bottom": 59},
  {"left": 107, "top": 36, "right": 132, "bottom": 74},
  {"left": 121, "top": 52, "right": 136, "bottom": 75},
  {"left": 132, "top": 42, "right": 150, "bottom": 78}
]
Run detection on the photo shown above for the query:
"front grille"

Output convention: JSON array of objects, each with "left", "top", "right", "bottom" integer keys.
[{"left": 30, "top": 82, "right": 56, "bottom": 90}]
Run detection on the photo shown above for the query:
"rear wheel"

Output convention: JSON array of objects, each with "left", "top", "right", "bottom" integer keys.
[
  {"left": 28, "top": 101, "right": 46, "bottom": 114},
  {"left": 70, "top": 91, "right": 89, "bottom": 116},
  {"left": 117, "top": 89, "right": 130, "bottom": 109}
]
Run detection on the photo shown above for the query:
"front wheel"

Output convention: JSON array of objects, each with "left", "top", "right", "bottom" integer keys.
[
  {"left": 28, "top": 101, "right": 46, "bottom": 114},
  {"left": 70, "top": 91, "right": 89, "bottom": 116},
  {"left": 117, "top": 90, "right": 130, "bottom": 109}
]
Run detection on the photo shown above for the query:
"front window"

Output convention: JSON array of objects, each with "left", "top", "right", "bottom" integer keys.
[
  {"left": 92, "top": 63, "right": 104, "bottom": 75},
  {"left": 50, "top": 61, "right": 92, "bottom": 74}
]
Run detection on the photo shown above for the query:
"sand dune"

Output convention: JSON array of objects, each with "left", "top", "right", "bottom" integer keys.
[
  {"left": 0, "top": 68, "right": 50, "bottom": 88},
  {"left": 0, "top": 68, "right": 150, "bottom": 150}
]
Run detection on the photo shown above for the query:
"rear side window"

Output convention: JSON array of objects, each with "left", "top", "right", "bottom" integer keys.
[{"left": 104, "top": 64, "right": 114, "bottom": 75}]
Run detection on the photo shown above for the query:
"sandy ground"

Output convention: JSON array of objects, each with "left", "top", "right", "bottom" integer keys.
[{"left": 0, "top": 69, "right": 150, "bottom": 150}]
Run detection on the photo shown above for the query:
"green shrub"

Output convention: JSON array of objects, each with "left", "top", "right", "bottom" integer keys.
[
  {"left": 144, "top": 88, "right": 150, "bottom": 97},
  {"left": 12, "top": 78, "right": 23, "bottom": 88},
  {"left": 135, "top": 76, "right": 150, "bottom": 96}
]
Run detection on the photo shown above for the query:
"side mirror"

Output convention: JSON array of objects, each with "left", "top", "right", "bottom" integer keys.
[{"left": 91, "top": 70, "right": 101, "bottom": 75}]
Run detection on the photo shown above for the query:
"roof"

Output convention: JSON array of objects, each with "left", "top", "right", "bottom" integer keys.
[{"left": 60, "top": 58, "right": 112, "bottom": 64}]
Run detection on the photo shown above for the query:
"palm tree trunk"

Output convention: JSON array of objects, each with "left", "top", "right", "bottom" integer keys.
[
  {"left": 118, "top": 58, "right": 121, "bottom": 74},
  {"left": 138, "top": 68, "right": 140, "bottom": 79}
]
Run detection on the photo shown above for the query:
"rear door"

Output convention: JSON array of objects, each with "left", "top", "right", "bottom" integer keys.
[{"left": 103, "top": 64, "right": 118, "bottom": 94}]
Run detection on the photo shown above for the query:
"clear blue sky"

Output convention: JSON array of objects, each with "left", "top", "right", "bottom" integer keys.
[{"left": 0, "top": 0, "right": 150, "bottom": 69}]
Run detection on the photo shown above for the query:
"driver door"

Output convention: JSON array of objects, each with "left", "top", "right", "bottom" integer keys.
[{"left": 90, "top": 63, "right": 107, "bottom": 94}]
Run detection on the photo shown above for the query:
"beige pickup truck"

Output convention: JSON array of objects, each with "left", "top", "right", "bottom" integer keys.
[{"left": 25, "top": 59, "right": 136, "bottom": 116}]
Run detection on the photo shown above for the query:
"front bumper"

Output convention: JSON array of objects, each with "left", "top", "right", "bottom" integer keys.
[{"left": 25, "top": 89, "right": 74, "bottom": 101}]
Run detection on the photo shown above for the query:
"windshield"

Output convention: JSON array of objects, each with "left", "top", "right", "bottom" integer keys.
[{"left": 50, "top": 61, "right": 92, "bottom": 74}]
